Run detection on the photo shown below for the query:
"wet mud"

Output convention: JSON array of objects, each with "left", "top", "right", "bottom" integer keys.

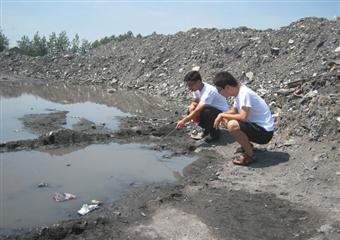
[{"left": 1, "top": 79, "right": 340, "bottom": 240}]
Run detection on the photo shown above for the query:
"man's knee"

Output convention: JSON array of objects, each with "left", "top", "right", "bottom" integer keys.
[{"left": 227, "top": 120, "right": 240, "bottom": 132}]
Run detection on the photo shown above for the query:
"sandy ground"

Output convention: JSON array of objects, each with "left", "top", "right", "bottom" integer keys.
[{"left": 0, "top": 78, "right": 339, "bottom": 240}]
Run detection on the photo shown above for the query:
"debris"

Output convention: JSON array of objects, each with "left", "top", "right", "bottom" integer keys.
[
  {"left": 113, "top": 211, "right": 121, "bottom": 216},
  {"left": 317, "top": 224, "right": 333, "bottom": 233},
  {"left": 53, "top": 192, "right": 76, "bottom": 202},
  {"left": 293, "top": 88, "right": 303, "bottom": 95},
  {"left": 336, "top": 172, "right": 340, "bottom": 176},
  {"left": 245, "top": 71, "right": 254, "bottom": 81},
  {"left": 91, "top": 199, "right": 102, "bottom": 205},
  {"left": 77, "top": 204, "right": 99, "bottom": 216},
  {"left": 37, "top": 182, "right": 48, "bottom": 188},
  {"left": 270, "top": 47, "right": 280, "bottom": 55},
  {"left": 192, "top": 66, "right": 200, "bottom": 71},
  {"left": 284, "top": 139, "right": 296, "bottom": 146}
]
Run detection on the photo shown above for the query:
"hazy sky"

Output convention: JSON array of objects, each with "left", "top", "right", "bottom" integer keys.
[{"left": 1, "top": 0, "right": 339, "bottom": 47}]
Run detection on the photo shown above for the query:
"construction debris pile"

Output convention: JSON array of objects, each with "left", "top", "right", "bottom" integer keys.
[{"left": 1, "top": 17, "right": 339, "bottom": 140}]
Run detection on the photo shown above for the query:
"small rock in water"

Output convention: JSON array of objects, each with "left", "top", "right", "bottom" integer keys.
[{"left": 38, "top": 182, "right": 48, "bottom": 188}]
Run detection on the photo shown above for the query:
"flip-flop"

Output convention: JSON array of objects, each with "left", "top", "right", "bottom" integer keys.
[
  {"left": 235, "top": 143, "right": 255, "bottom": 154},
  {"left": 232, "top": 153, "right": 256, "bottom": 166}
]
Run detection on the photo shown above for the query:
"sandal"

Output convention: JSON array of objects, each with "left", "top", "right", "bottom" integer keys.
[
  {"left": 232, "top": 153, "right": 256, "bottom": 166},
  {"left": 235, "top": 143, "right": 255, "bottom": 154}
]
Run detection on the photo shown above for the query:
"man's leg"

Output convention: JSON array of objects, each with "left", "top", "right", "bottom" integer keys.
[
  {"left": 226, "top": 120, "right": 253, "bottom": 157},
  {"left": 199, "top": 106, "right": 221, "bottom": 139}
]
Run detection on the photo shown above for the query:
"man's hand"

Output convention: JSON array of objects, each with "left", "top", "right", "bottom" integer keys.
[
  {"left": 213, "top": 113, "right": 223, "bottom": 129},
  {"left": 176, "top": 119, "right": 186, "bottom": 129},
  {"left": 188, "top": 101, "right": 198, "bottom": 113}
]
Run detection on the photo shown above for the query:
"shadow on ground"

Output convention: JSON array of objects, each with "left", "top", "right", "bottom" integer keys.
[{"left": 251, "top": 151, "right": 290, "bottom": 168}]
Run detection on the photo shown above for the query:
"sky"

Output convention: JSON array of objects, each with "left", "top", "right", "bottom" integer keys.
[{"left": 1, "top": 0, "right": 339, "bottom": 47}]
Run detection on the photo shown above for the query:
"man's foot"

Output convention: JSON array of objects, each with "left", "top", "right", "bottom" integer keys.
[
  {"left": 203, "top": 134, "right": 219, "bottom": 143},
  {"left": 235, "top": 143, "right": 255, "bottom": 153},
  {"left": 190, "top": 128, "right": 208, "bottom": 140},
  {"left": 232, "top": 153, "right": 256, "bottom": 166}
]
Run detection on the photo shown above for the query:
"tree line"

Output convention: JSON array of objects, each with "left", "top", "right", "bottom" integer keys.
[{"left": 0, "top": 30, "right": 139, "bottom": 56}]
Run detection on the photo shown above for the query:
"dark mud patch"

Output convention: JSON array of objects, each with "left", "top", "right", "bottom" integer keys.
[
  {"left": 1, "top": 181, "right": 334, "bottom": 240},
  {"left": 0, "top": 116, "right": 113, "bottom": 153},
  {"left": 19, "top": 111, "right": 69, "bottom": 135}
]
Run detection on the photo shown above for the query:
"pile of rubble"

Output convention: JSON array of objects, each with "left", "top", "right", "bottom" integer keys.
[{"left": 0, "top": 17, "right": 339, "bottom": 140}]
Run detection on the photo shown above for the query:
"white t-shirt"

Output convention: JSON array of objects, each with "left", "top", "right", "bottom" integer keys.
[
  {"left": 192, "top": 82, "right": 229, "bottom": 112},
  {"left": 234, "top": 85, "right": 274, "bottom": 132}
]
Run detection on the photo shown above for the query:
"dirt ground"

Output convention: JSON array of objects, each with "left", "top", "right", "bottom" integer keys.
[{"left": 0, "top": 77, "right": 339, "bottom": 240}]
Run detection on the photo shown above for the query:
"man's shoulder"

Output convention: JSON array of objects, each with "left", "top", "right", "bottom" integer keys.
[
  {"left": 240, "top": 85, "right": 257, "bottom": 96},
  {"left": 202, "top": 82, "right": 218, "bottom": 94}
]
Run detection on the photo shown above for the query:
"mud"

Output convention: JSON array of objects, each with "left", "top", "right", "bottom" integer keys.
[
  {"left": 1, "top": 78, "right": 340, "bottom": 239},
  {"left": 0, "top": 63, "right": 340, "bottom": 240}
]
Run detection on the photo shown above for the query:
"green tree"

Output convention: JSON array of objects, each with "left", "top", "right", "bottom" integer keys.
[
  {"left": 70, "top": 34, "right": 80, "bottom": 53},
  {"left": 117, "top": 31, "right": 134, "bottom": 42},
  {"left": 47, "top": 32, "right": 57, "bottom": 54},
  {"left": 0, "top": 30, "right": 9, "bottom": 52},
  {"left": 32, "top": 32, "right": 47, "bottom": 56},
  {"left": 55, "top": 31, "right": 69, "bottom": 53},
  {"left": 17, "top": 35, "right": 33, "bottom": 55},
  {"left": 79, "top": 39, "right": 91, "bottom": 54},
  {"left": 91, "top": 39, "right": 100, "bottom": 49}
]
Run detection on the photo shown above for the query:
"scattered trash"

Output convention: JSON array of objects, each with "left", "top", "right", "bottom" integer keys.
[
  {"left": 53, "top": 192, "right": 76, "bottom": 202},
  {"left": 245, "top": 71, "right": 254, "bottom": 81},
  {"left": 284, "top": 139, "right": 296, "bottom": 146},
  {"left": 91, "top": 199, "right": 102, "bottom": 205},
  {"left": 293, "top": 88, "right": 303, "bottom": 95},
  {"left": 270, "top": 47, "right": 280, "bottom": 55},
  {"left": 38, "top": 182, "right": 48, "bottom": 188},
  {"left": 336, "top": 172, "right": 340, "bottom": 176},
  {"left": 337, "top": 117, "right": 340, "bottom": 123},
  {"left": 107, "top": 88, "right": 115, "bottom": 93},
  {"left": 140, "top": 212, "right": 146, "bottom": 217},
  {"left": 113, "top": 211, "right": 121, "bottom": 216},
  {"left": 192, "top": 66, "right": 200, "bottom": 71},
  {"left": 77, "top": 204, "right": 99, "bottom": 216}
]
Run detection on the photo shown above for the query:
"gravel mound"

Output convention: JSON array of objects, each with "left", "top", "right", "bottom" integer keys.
[{"left": 1, "top": 17, "right": 339, "bottom": 140}]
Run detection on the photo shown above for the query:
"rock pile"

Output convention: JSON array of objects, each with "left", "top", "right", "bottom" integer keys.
[{"left": 0, "top": 17, "right": 339, "bottom": 140}]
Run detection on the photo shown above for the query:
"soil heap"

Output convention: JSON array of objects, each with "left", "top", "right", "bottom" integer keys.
[{"left": 1, "top": 17, "right": 339, "bottom": 141}]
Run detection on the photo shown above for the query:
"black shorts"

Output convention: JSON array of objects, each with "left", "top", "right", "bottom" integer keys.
[{"left": 238, "top": 121, "right": 273, "bottom": 144}]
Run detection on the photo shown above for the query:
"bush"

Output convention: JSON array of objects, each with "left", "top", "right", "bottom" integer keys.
[{"left": 0, "top": 30, "right": 9, "bottom": 52}]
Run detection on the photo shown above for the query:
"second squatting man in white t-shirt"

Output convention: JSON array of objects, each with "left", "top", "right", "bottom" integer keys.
[
  {"left": 176, "top": 71, "right": 229, "bottom": 142},
  {"left": 213, "top": 71, "right": 274, "bottom": 166}
]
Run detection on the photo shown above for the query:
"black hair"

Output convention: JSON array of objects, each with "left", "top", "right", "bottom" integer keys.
[
  {"left": 184, "top": 71, "right": 202, "bottom": 82},
  {"left": 213, "top": 71, "right": 238, "bottom": 88}
]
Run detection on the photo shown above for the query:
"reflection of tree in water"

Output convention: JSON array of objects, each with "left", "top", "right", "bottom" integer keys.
[
  {"left": 39, "top": 145, "right": 87, "bottom": 156},
  {"left": 0, "top": 82, "right": 166, "bottom": 115}
]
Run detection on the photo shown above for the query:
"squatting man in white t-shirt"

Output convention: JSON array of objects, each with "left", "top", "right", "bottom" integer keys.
[
  {"left": 213, "top": 71, "right": 274, "bottom": 166},
  {"left": 176, "top": 71, "right": 229, "bottom": 143}
]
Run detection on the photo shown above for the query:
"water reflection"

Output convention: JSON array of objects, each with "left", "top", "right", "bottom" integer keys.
[
  {"left": 0, "top": 82, "right": 166, "bottom": 115},
  {"left": 0, "top": 82, "right": 166, "bottom": 143},
  {"left": 0, "top": 142, "right": 196, "bottom": 233}
]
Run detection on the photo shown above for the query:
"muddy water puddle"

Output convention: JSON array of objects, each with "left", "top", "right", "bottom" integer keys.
[
  {"left": 0, "top": 143, "right": 195, "bottom": 233},
  {"left": 1, "top": 94, "right": 130, "bottom": 142},
  {"left": 0, "top": 82, "right": 195, "bottom": 233},
  {"left": 0, "top": 82, "right": 165, "bottom": 142}
]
